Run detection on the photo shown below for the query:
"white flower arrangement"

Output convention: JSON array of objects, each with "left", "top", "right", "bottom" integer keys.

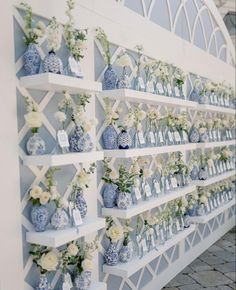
[
  {"left": 203, "top": 80, "right": 215, "bottom": 93},
  {"left": 47, "top": 17, "right": 62, "bottom": 52},
  {"left": 106, "top": 217, "right": 124, "bottom": 243},
  {"left": 96, "top": 27, "right": 111, "bottom": 65},
  {"left": 24, "top": 96, "right": 43, "bottom": 133},
  {"left": 21, "top": 3, "right": 46, "bottom": 45},
  {"left": 103, "top": 97, "right": 120, "bottom": 126},
  {"left": 29, "top": 185, "right": 51, "bottom": 206},
  {"left": 175, "top": 112, "right": 191, "bottom": 132},
  {"left": 199, "top": 195, "right": 208, "bottom": 205},
  {"left": 115, "top": 49, "right": 132, "bottom": 67},
  {"left": 130, "top": 107, "right": 146, "bottom": 131},
  {"left": 72, "top": 163, "right": 96, "bottom": 192},
  {"left": 143, "top": 58, "right": 158, "bottom": 81},
  {"left": 173, "top": 67, "right": 186, "bottom": 87},
  {"left": 193, "top": 77, "right": 202, "bottom": 90},
  {"left": 154, "top": 61, "right": 169, "bottom": 84}
]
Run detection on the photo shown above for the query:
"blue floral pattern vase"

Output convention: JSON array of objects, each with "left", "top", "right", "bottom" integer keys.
[
  {"left": 198, "top": 167, "right": 208, "bottom": 180},
  {"left": 51, "top": 208, "right": 69, "bottom": 230},
  {"left": 190, "top": 165, "right": 199, "bottom": 180},
  {"left": 189, "top": 127, "right": 200, "bottom": 143},
  {"left": 104, "top": 243, "right": 119, "bottom": 265},
  {"left": 36, "top": 275, "right": 51, "bottom": 290},
  {"left": 103, "top": 183, "right": 117, "bottom": 208},
  {"left": 104, "top": 65, "right": 118, "bottom": 90},
  {"left": 116, "top": 192, "right": 132, "bottom": 209},
  {"left": 102, "top": 125, "right": 118, "bottom": 149},
  {"left": 23, "top": 44, "right": 41, "bottom": 75},
  {"left": 75, "top": 192, "right": 87, "bottom": 219},
  {"left": 199, "top": 132, "right": 209, "bottom": 143},
  {"left": 118, "top": 130, "right": 132, "bottom": 149},
  {"left": 31, "top": 205, "right": 49, "bottom": 232},
  {"left": 69, "top": 125, "right": 93, "bottom": 152},
  {"left": 117, "top": 69, "right": 130, "bottom": 89},
  {"left": 74, "top": 271, "right": 92, "bottom": 290},
  {"left": 42, "top": 51, "right": 63, "bottom": 74},
  {"left": 190, "top": 89, "right": 200, "bottom": 102},
  {"left": 26, "top": 133, "right": 46, "bottom": 156},
  {"left": 119, "top": 242, "right": 134, "bottom": 263}
]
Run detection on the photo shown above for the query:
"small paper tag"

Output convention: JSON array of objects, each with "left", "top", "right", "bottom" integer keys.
[
  {"left": 154, "top": 181, "right": 161, "bottom": 194},
  {"left": 213, "top": 94, "right": 218, "bottom": 104},
  {"left": 138, "top": 77, "right": 145, "bottom": 90},
  {"left": 166, "top": 179, "right": 170, "bottom": 191},
  {"left": 62, "top": 282, "right": 71, "bottom": 290},
  {"left": 217, "top": 131, "right": 221, "bottom": 140},
  {"left": 217, "top": 195, "right": 221, "bottom": 205},
  {"left": 212, "top": 164, "right": 216, "bottom": 175},
  {"left": 222, "top": 162, "right": 226, "bottom": 172},
  {"left": 159, "top": 131, "right": 164, "bottom": 143},
  {"left": 68, "top": 202, "right": 74, "bottom": 219},
  {"left": 157, "top": 83, "right": 164, "bottom": 94},
  {"left": 175, "top": 87, "right": 180, "bottom": 97},
  {"left": 210, "top": 94, "right": 214, "bottom": 104},
  {"left": 220, "top": 97, "right": 224, "bottom": 106},
  {"left": 69, "top": 56, "right": 79, "bottom": 75},
  {"left": 229, "top": 130, "right": 233, "bottom": 139},
  {"left": 134, "top": 187, "right": 142, "bottom": 200},
  {"left": 219, "top": 162, "right": 224, "bottom": 172},
  {"left": 226, "top": 130, "right": 230, "bottom": 139},
  {"left": 170, "top": 177, "right": 178, "bottom": 188},
  {"left": 209, "top": 167, "right": 213, "bottom": 176},
  {"left": 73, "top": 209, "right": 83, "bottom": 226},
  {"left": 57, "top": 130, "right": 69, "bottom": 148},
  {"left": 206, "top": 203, "right": 210, "bottom": 212},
  {"left": 149, "top": 132, "right": 155, "bottom": 144},
  {"left": 151, "top": 234, "right": 155, "bottom": 247},
  {"left": 209, "top": 131, "right": 213, "bottom": 140},
  {"left": 226, "top": 160, "right": 230, "bottom": 170},
  {"left": 141, "top": 239, "right": 148, "bottom": 252},
  {"left": 213, "top": 131, "right": 217, "bottom": 139},
  {"left": 146, "top": 81, "right": 154, "bottom": 93},
  {"left": 138, "top": 132, "right": 145, "bottom": 144},
  {"left": 168, "top": 131, "right": 173, "bottom": 142},
  {"left": 174, "top": 131, "right": 181, "bottom": 142},
  {"left": 176, "top": 219, "right": 181, "bottom": 231},
  {"left": 65, "top": 273, "right": 73, "bottom": 288},
  {"left": 167, "top": 83, "right": 172, "bottom": 95},
  {"left": 145, "top": 184, "right": 152, "bottom": 197},
  {"left": 159, "top": 228, "right": 164, "bottom": 241},
  {"left": 182, "top": 131, "right": 188, "bottom": 142}
]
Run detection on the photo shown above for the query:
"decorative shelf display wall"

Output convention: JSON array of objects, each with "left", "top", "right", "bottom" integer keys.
[{"left": 192, "top": 170, "right": 235, "bottom": 187}]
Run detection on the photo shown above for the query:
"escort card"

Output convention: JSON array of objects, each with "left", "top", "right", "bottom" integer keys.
[
  {"left": 146, "top": 81, "right": 154, "bottom": 93},
  {"left": 159, "top": 131, "right": 164, "bottom": 143},
  {"left": 62, "top": 282, "right": 70, "bottom": 290},
  {"left": 166, "top": 179, "right": 170, "bottom": 191},
  {"left": 149, "top": 132, "right": 155, "bottom": 144},
  {"left": 73, "top": 209, "right": 83, "bottom": 226},
  {"left": 174, "top": 131, "right": 181, "bottom": 142},
  {"left": 141, "top": 239, "right": 148, "bottom": 253},
  {"left": 176, "top": 219, "right": 181, "bottom": 231},
  {"left": 134, "top": 187, "right": 142, "bottom": 200},
  {"left": 157, "top": 83, "right": 164, "bottom": 94},
  {"left": 138, "top": 132, "right": 145, "bottom": 144},
  {"left": 65, "top": 273, "right": 73, "bottom": 288},
  {"left": 168, "top": 131, "right": 173, "bottom": 142},
  {"left": 170, "top": 177, "right": 178, "bottom": 188},
  {"left": 175, "top": 87, "right": 180, "bottom": 97},
  {"left": 154, "top": 181, "right": 161, "bottom": 194},
  {"left": 139, "top": 77, "right": 145, "bottom": 90},
  {"left": 182, "top": 131, "right": 188, "bottom": 142},
  {"left": 57, "top": 130, "right": 69, "bottom": 148},
  {"left": 145, "top": 184, "right": 152, "bottom": 197},
  {"left": 167, "top": 83, "right": 172, "bottom": 95}
]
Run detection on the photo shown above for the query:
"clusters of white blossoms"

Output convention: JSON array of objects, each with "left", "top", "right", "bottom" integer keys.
[
  {"left": 115, "top": 49, "right": 132, "bottom": 67},
  {"left": 47, "top": 17, "right": 62, "bottom": 52},
  {"left": 39, "top": 249, "right": 60, "bottom": 272},
  {"left": 106, "top": 224, "right": 124, "bottom": 242},
  {"left": 29, "top": 185, "right": 51, "bottom": 205}
]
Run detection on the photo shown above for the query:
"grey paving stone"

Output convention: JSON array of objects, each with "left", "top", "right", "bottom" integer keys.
[
  {"left": 163, "top": 288, "right": 179, "bottom": 290},
  {"left": 180, "top": 266, "right": 194, "bottom": 274},
  {"left": 228, "top": 282, "right": 236, "bottom": 289},
  {"left": 189, "top": 271, "right": 232, "bottom": 287},
  {"left": 200, "top": 255, "right": 225, "bottom": 265},
  {"left": 189, "top": 259, "right": 213, "bottom": 272},
  {"left": 214, "top": 251, "right": 236, "bottom": 262},
  {"left": 166, "top": 274, "right": 196, "bottom": 287},
  {"left": 217, "top": 286, "right": 234, "bottom": 290},
  {"left": 224, "top": 272, "right": 236, "bottom": 282},
  {"left": 179, "top": 284, "right": 202, "bottom": 290},
  {"left": 208, "top": 245, "right": 224, "bottom": 252},
  {"left": 216, "top": 239, "right": 234, "bottom": 248},
  {"left": 224, "top": 246, "right": 236, "bottom": 254},
  {"left": 214, "top": 262, "right": 236, "bottom": 273}
]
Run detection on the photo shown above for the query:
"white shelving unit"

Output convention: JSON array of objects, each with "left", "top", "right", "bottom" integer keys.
[
  {"left": 192, "top": 170, "right": 235, "bottom": 187},
  {"left": 26, "top": 217, "right": 105, "bottom": 247},
  {"left": 103, "top": 225, "right": 196, "bottom": 278},
  {"left": 196, "top": 139, "right": 235, "bottom": 149},
  {"left": 198, "top": 104, "right": 235, "bottom": 115},
  {"left": 20, "top": 73, "right": 102, "bottom": 93},
  {"left": 189, "top": 198, "right": 235, "bottom": 223},
  {"left": 90, "top": 282, "right": 107, "bottom": 290},
  {"left": 102, "top": 185, "right": 196, "bottom": 219},
  {"left": 23, "top": 151, "right": 104, "bottom": 166}
]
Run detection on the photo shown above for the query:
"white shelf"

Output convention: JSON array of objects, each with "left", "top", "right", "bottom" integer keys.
[
  {"left": 104, "top": 143, "right": 197, "bottom": 158},
  {"left": 102, "top": 185, "right": 196, "bottom": 219},
  {"left": 87, "top": 282, "right": 107, "bottom": 290},
  {"left": 23, "top": 151, "right": 104, "bottom": 166},
  {"left": 189, "top": 198, "right": 235, "bottom": 223},
  {"left": 192, "top": 170, "right": 235, "bottom": 187},
  {"left": 100, "top": 89, "right": 197, "bottom": 108},
  {"left": 26, "top": 217, "right": 105, "bottom": 247},
  {"left": 103, "top": 225, "right": 196, "bottom": 278},
  {"left": 198, "top": 104, "right": 235, "bottom": 115},
  {"left": 20, "top": 73, "right": 102, "bottom": 94},
  {"left": 196, "top": 139, "right": 235, "bottom": 149}
]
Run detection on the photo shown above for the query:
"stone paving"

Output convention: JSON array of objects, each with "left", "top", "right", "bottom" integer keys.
[{"left": 163, "top": 227, "right": 236, "bottom": 290}]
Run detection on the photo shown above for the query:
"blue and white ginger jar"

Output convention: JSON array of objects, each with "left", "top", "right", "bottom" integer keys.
[
  {"left": 23, "top": 44, "right": 41, "bottom": 75},
  {"left": 118, "top": 130, "right": 132, "bottom": 149},
  {"left": 31, "top": 205, "right": 49, "bottom": 232},
  {"left": 116, "top": 192, "right": 132, "bottom": 209},
  {"left": 36, "top": 275, "right": 51, "bottom": 290},
  {"left": 75, "top": 192, "right": 87, "bottom": 219},
  {"left": 104, "top": 243, "right": 119, "bottom": 266},
  {"left": 69, "top": 125, "right": 93, "bottom": 152},
  {"left": 102, "top": 125, "right": 118, "bottom": 149},
  {"left": 26, "top": 133, "right": 46, "bottom": 156},
  {"left": 74, "top": 271, "right": 92, "bottom": 290},
  {"left": 198, "top": 167, "right": 208, "bottom": 180},
  {"left": 51, "top": 208, "right": 69, "bottom": 230},
  {"left": 104, "top": 65, "right": 118, "bottom": 90},
  {"left": 102, "top": 183, "right": 117, "bottom": 208},
  {"left": 189, "top": 127, "right": 200, "bottom": 143},
  {"left": 119, "top": 242, "right": 134, "bottom": 263},
  {"left": 42, "top": 51, "right": 63, "bottom": 74}
]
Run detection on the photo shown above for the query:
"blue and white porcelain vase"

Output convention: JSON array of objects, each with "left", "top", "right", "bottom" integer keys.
[
  {"left": 69, "top": 125, "right": 93, "bottom": 152},
  {"left": 102, "top": 183, "right": 117, "bottom": 208},
  {"left": 190, "top": 88, "right": 200, "bottom": 102},
  {"left": 51, "top": 208, "right": 69, "bottom": 230},
  {"left": 104, "top": 65, "right": 118, "bottom": 90},
  {"left": 102, "top": 125, "right": 118, "bottom": 149},
  {"left": 74, "top": 271, "right": 92, "bottom": 290},
  {"left": 190, "top": 165, "right": 199, "bottom": 180},
  {"left": 187, "top": 205, "right": 198, "bottom": 217},
  {"left": 198, "top": 94, "right": 208, "bottom": 104},
  {"left": 36, "top": 274, "right": 51, "bottom": 290},
  {"left": 116, "top": 191, "right": 132, "bottom": 209},
  {"left": 23, "top": 44, "right": 41, "bottom": 75},
  {"left": 198, "top": 166, "right": 208, "bottom": 180},
  {"left": 199, "top": 131, "right": 209, "bottom": 143},
  {"left": 26, "top": 133, "right": 46, "bottom": 156},
  {"left": 42, "top": 51, "right": 63, "bottom": 74},
  {"left": 31, "top": 205, "right": 49, "bottom": 232},
  {"left": 104, "top": 242, "right": 119, "bottom": 266},
  {"left": 75, "top": 191, "right": 87, "bottom": 219},
  {"left": 118, "top": 130, "right": 132, "bottom": 149},
  {"left": 119, "top": 242, "right": 134, "bottom": 263},
  {"left": 189, "top": 127, "right": 200, "bottom": 143},
  {"left": 117, "top": 67, "right": 130, "bottom": 89},
  {"left": 197, "top": 204, "right": 206, "bottom": 216}
]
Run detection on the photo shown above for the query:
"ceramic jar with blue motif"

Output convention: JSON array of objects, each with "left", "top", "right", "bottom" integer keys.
[
  {"left": 74, "top": 271, "right": 91, "bottom": 290},
  {"left": 69, "top": 125, "right": 93, "bottom": 152},
  {"left": 190, "top": 165, "right": 199, "bottom": 180},
  {"left": 119, "top": 242, "right": 134, "bottom": 263},
  {"left": 190, "top": 88, "right": 200, "bottom": 102},
  {"left": 118, "top": 130, "right": 132, "bottom": 149},
  {"left": 117, "top": 67, "right": 130, "bottom": 89},
  {"left": 31, "top": 205, "right": 49, "bottom": 232},
  {"left": 23, "top": 44, "right": 41, "bottom": 75},
  {"left": 27, "top": 133, "right": 46, "bottom": 155},
  {"left": 189, "top": 127, "right": 200, "bottom": 143},
  {"left": 116, "top": 191, "right": 132, "bottom": 209},
  {"left": 102, "top": 183, "right": 117, "bottom": 208},
  {"left": 187, "top": 205, "right": 198, "bottom": 216},
  {"left": 102, "top": 125, "right": 118, "bottom": 149},
  {"left": 51, "top": 208, "right": 69, "bottom": 230},
  {"left": 104, "top": 65, "right": 118, "bottom": 90},
  {"left": 104, "top": 242, "right": 119, "bottom": 265},
  {"left": 198, "top": 166, "right": 208, "bottom": 180},
  {"left": 36, "top": 274, "right": 51, "bottom": 290},
  {"left": 42, "top": 51, "right": 63, "bottom": 74},
  {"left": 197, "top": 204, "right": 206, "bottom": 216},
  {"left": 75, "top": 191, "right": 87, "bottom": 219},
  {"left": 199, "top": 131, "right": 209, "bottom": 143}
]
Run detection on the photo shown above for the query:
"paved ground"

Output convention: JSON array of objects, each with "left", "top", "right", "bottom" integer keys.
[{"left": 163, "top": 227, "right": 236, "bottom": 290}]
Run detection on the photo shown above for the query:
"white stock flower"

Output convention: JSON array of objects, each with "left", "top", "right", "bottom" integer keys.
[
  {"left": 106, "top": 225, "right": 124, "bottom": 242},
  {"left": 50, "top": 186, "right": 60, "bottom": 200},
  {"left": 24, "top": 112, "right": 43, "bottom": 128},
  {"left": 36, "top": 21, "right": 46, "bottom": 33},
  {"left": 109, "top": 170, "right": 119, "bottom": 180},
  {"left": 59, "top": 197, "right": 69, "bottom": 209},
  {"left": 82, "top": 259, "right": 93, "bottom": 271},
  {"left": 200, "top": 196, "right": 208, "bottom": 205},
  {"left": 137, "top": 110, "right": 146, "bottom": 120},
  {"left": 78, "top": 171, "right": 91, "bottom": 187},
  {"left": 116, "top": 53, "right": 132, "bottom": 67},
  {"left": 29, "top": 185, "right": 43, "bottom": 199},
  {"left": 40, "top": 250, "right": 59, "bottom": 272},
  {"left": 67, "top": 243, "right": 79, "bottom": 256},
  {"left": 54, "top": 111, "right": 66, "bottom": 123},
  {"left": 39, "top": 191, "right": 51, "bottom": 205}
]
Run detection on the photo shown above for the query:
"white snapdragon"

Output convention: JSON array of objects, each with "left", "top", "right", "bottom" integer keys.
[
  {"left": 54, "top": 111, "right": 66, "bottom": 123},
  {"left": 116, "top": 51, "right": 132, "bottom": 67},
  {"left": 24, "top": 111, "right": 43, "bottom": 128}
]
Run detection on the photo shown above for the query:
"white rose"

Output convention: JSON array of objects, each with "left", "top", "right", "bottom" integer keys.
[
  {"left": 137, "top": 110, "right": 146, "bottom": 120},
  {"left": 40, "top": 250, "right": 59, "bottom": 272},
  {"left": 39, "top": 191, "right": 51, "bottom": 205},
  {"left": 106, "top": 225, "right": 124, "bottom": 242},
  {"left": 30, "top": 185, "right": 43, "bottom": 199},
  {"left": 54, "top": 111, "right": 66, "bottom": 123},
  {"left": 36, "top": 21, "right": 46, "bottom": 33},
  {"left": 67, "top": 243, "right": 79, "bottom": 256},
  {"left": 200, "top": 196, "right": 208, "bottom": 205},
  {"left": 207, "top": 159, "right": 214, "bottom": 168},
  {"left": 33, "top": 28, "right": 43, "bottom": 38},
  {"left": 199, "top": 127, "right": 206, "bottom": 134},
  {"left": 109, "top": 170, "right": 119, "bottom": 180},
  {"left": 83, "top": 122, "right": 92, "bottom": 132},
  {"left": 24, "top": 111, "right": 43, "bottom": 128},
  {"left": 116, "top": 53, "right": 132, "bottom": 67},
  {"left": 82, "top": 259, "right": 93, "bottom": 271}
]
